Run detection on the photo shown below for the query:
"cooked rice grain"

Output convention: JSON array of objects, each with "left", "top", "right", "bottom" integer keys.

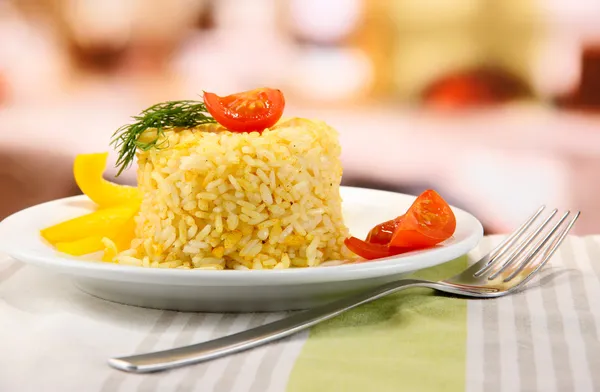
[{"left": 114, "top": 118, "right": 353, "bottom": 269}]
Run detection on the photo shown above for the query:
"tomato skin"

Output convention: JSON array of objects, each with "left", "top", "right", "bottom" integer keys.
[
  {"left": 344, "top": 237, "right": 410, "bottom": 260},
  {"left": 203, "top": 88, "right": 285, "bottom": 133},
  {"left": 345, "top": 190, "right": 456, "bottom": 261},
  {"left": 389, "top": 190, "right": 456, "bottom": 248},
  {"left": 366, "top": 215, "right": 403, "bottom": 245}
]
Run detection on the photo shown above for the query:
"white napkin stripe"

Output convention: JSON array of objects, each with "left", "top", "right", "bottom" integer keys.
[
  {"left": 567, "top": 238, "right": 600, "bottom": 386},
  {"left": 465, "top": 237, "right": 487, "bottom": 392},
  {"left": 193, "top": 314, "right": 257, "bottom": 391},
  {"left": 524, "top": 272, "right": 557, "bottom": 392},
  {"left": 578, "top": 237, "right": 600, "bottom": 331},
  {"left": 480, "top": 238, "right": 502, "bottom": 392},
  {"left": 509, "top": 285, "right": 536, "bottom": 392},
  {"left": 228, "top": 313, "right": 290, "bottom": 392},
  {"left": 100, "top": 310, "right": 179, "bottom": 392},
  {"left": 172, "top": 314, "right": 239, "bottom": 391},
  {"left": 550, "top": 242, "right": 594, "bottom": 390},
  {"left": 148, "top": 313, "right": 225, "bottom": 392},
  {"left": 210, "top": 312, "right": 270, "bottom": 392},
  {"left": 133, "top": 312, "right": 211, "bottom": 392},
  {"left": 498, "top": 286, "right": 520, "bottom": 391},
  {"left": 264, "top": 329, "right": 310, "bottom": 392}
]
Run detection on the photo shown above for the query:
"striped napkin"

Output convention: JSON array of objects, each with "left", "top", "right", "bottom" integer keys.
[{"left": 1, "top": 235, "right": 600, "bottom": 392}]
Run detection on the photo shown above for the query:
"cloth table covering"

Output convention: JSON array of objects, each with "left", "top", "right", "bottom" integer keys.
[{"left": 1, "top": 235, "right": 599, "bottom": 392}]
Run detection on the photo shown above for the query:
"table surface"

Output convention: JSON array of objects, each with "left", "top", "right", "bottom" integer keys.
[{"left": 2, "top": 235, "right": 600, "bottom": 392}]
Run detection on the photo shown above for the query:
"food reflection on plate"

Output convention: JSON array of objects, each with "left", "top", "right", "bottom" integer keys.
[{"left": 40, "top": 88, "right": 456, "bottom": 270}]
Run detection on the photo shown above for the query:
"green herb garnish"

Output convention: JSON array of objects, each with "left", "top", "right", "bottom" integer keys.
[{"left": 111, "top": 100, "right": 216, "bottom": 176}]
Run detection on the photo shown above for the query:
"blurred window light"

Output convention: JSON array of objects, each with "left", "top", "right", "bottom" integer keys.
[
  {"left": 64, "top": 0, "right": 206, "bottom": 47},
  {"left": 530, "top": 33, "right": 581, "bottom": 97},
  {"left": 289, "top": 47, "right": 373, "bottom": 102},
  {"left": 455, "top": 150, "right": 568, "bottom": 232},
  {"left": 288, "top": 0, "right": 363, "bottom": 43},
  {"left": 64, "top": 0, "right": 134, "bottom": 48},
  {"left": 131, "top": 0, "right": 207, "bottom": 41},
  {"left": 544, "top": 0, "right": 600, "bottom": 27},
  {"left": 0, "top": 3, "right": 63, "bottom": 102}
]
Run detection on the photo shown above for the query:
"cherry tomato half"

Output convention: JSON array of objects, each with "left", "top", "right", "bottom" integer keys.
[
  {"left": 344, "top": 237, "right": 410, "bottom": 260},
  {"left": 389, "top": 189, "right": 456, "bottom": 248},
  {"left": 203, "top": 88, "right": 285, "bottom": 133},
  {"left": 366, "top": 215, "right": 404, "bottom": 245}
]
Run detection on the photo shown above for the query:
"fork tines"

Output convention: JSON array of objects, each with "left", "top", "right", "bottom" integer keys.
[{"left": 474, "top": 206, "right": 580, "bottom": 284}]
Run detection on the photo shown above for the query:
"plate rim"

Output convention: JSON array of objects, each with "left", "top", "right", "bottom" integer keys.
[{"left": 0, "top": 186, "right": 484, "bottom": 286}]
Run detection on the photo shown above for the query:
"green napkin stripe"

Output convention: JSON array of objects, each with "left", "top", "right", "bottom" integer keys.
[{"left": 287, "top": 256, "right": 469, "bottom": 392}]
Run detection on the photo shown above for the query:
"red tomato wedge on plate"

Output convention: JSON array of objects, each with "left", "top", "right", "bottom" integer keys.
[
  {"left": 365, "top": 215, "right": 404, "bottom": 245},
  {"left": 344, "top": 237, "right": 411, "bottom": 260},
  {"left": 389, "top": 190, "right": 456, "bottom": 248},
  {"left": 345, "top": 190, "right": 456, "bottom": 261},
  {"left": 203, "top": 88, "right": 285, "bottom": 133}
]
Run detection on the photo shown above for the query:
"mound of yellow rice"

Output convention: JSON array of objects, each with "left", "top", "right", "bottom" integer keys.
[{"left": 114, "top": 118, "right": 353, "bottom": 270}]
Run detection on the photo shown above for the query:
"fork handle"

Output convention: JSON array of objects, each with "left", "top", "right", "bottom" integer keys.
[{"left": 108, "top": 278, "right": 426, "bottom": 373}]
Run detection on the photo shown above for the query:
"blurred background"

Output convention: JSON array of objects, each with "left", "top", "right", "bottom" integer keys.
[{"left": 1, "top": 0, "right": 600, "bottom": 234}]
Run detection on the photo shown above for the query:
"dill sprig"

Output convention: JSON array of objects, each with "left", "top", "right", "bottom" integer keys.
[{"left": 110, "top": 100, "right": 216, "bottom": 176}]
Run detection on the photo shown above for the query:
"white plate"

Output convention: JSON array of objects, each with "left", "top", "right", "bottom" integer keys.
[{"left": 0, "top": 187, "right": 483, "bottom": 312}]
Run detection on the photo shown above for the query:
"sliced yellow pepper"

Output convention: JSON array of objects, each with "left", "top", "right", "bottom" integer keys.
[
  {"left": 44, "top": 152, "right": 142, "bottom": 258},
  {"left": 74, "top": 152, "right": 141, "bottom": 208},
  {"left": 102, "top": 216, "right": 136, "bottom": 261},
  {"left": 55, "top": 236, "right": 105, "bottom": 256},
  {"left": 40, "top": 204, "right": 138, "bottom": 244},
  {"left": 113, "top": 215, "right": 136, "bottom": 251},
  {"left": 52, "top": 216, "right": 136, "bottom": 258}
]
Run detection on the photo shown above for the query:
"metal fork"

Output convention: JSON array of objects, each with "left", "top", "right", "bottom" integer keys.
[{"left": 109, "top": 206, "right": 579, "bottom": 373}]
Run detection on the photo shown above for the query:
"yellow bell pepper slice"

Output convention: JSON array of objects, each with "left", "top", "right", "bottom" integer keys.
[
  {"left": 52, "top": 216, "right": 136, "bottom": 258},
  {"left": 102, "top": 215, "right": 136, "bottom": 261},
  {"left": 74, "top": 152, "right": 141, "bottom": 208},
  {"left": 55, "top": 236, "right": 105, "bottom": 256},
  {"left": 113, "top": 215, "right": 136, "bottom": 251},
  {"left": 40, "top": 204, "right": 138, "bottom": 244}
]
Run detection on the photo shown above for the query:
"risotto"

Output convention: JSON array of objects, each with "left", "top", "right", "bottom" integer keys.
[{"left": 114, "top": 118, "right": 353, "bottom": 270}]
